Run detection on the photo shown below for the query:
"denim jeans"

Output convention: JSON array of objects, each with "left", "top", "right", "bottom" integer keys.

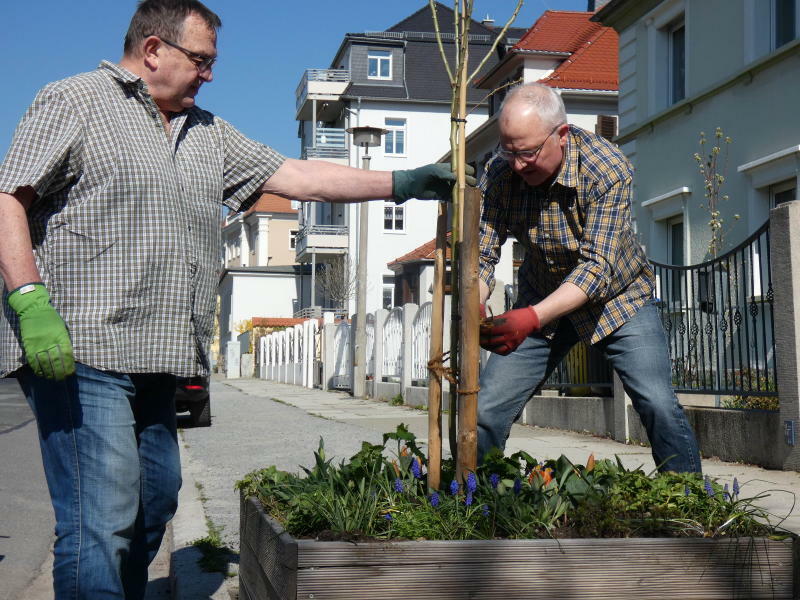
[
  {"left": 19, "top": 363, "right": 181, "bottom": 599},
  {"left": 477, "top": 302, "right": 702, "bottom": 473}
]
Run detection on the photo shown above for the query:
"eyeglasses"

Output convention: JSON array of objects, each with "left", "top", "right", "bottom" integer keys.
[
  {"left": 157, "top": 36, "right": 216, "bottom": 72},
  {"left": 497, "top": 123, "right": 564, "bottom": 162}
]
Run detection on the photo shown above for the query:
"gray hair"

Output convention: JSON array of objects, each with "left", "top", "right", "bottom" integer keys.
[
  {"left": 500, "top": 83, "right": 567, "bottom": 129},
  {"left": 124, "top": 0, "right": 222, "bottom": 55}
]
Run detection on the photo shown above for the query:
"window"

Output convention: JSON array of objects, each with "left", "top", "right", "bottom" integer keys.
[
  {"left": 384, "top": 118, "right": 406, "bottom": 155},
  {"left": 775, "top": 0, "right": 797, "bottom": 48},
  {"left": 770, "top": 179, "right": 797, "bottom": 207},
  {"left": 382, "top": 276, "right": 394, "bottom": 309},
  {"left": 290, "top": 229, "right": 298, "bottom": 249},
  {"left": 368, "top": 49, "right": 392, "bottom": 79},
  {"left": 384, "top": 204, "right": 404, "bottom": 231},
  {"left": 668, "top": 20, "right": 685, "bottom": 104}
]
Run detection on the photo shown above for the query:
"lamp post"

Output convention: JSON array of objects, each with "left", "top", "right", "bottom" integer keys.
[{"left": 346, "top": 126, "right": 386, "bottom": 398}]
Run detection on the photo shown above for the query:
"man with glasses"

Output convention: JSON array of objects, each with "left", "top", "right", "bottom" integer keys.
[
  {"left": 0, "top": 0, "right": 463, "bottom": 597},
  {"left": 476, "top": 83, "right": 701, "bottom": 476}
]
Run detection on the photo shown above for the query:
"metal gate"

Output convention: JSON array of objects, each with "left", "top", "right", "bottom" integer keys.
[{"left": 330, "top": 320, "right": 352, "bottom": 389}]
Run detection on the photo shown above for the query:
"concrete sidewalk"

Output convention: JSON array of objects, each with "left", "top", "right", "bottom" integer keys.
[{"left": 213, "top": 378, "right": 800, "bottom": 534}]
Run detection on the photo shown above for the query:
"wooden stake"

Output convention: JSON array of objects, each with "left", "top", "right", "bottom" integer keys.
[
  {"left": 426, "top": 202, "right": 447, "bottom": 491},
  {"left": 456, "top": 186, "right": 481, "bottom": 478}
]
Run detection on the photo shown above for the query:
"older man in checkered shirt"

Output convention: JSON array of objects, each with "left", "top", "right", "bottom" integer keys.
[
  {"left": 0, "top": 1, "right": 463, "bottom": 597},
  {"left": 477, "top": 83, "right": 701, "bottom": 475}
]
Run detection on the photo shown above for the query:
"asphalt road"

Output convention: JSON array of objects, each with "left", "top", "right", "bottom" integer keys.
[{"left": 0, "top": 377, "right": 53, "bottom": 600}]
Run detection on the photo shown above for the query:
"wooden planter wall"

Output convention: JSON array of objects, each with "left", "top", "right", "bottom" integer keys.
[{"left": 240, "top": 493, "right": 797, "bottom": 600}]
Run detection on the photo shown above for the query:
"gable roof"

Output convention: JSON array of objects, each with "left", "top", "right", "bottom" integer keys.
[
  {"left": 386, "top": 1, "right": 498, "bottom": 36},
  {"left": 514, "top": 10, "right": 602, "bottom": 53},
  {"left": 244, "top": 193, "right": 297, "bottom": 217},
  {"left": 538, "top": 25, "right": 619, "bottom": 91},
  {"left": 387, "top": 232, "right": 452, "bottom": 269}
]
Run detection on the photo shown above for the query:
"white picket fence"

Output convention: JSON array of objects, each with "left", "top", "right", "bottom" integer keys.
[{"left": 256, "top": 303, "right": 441, "bottom": 393}]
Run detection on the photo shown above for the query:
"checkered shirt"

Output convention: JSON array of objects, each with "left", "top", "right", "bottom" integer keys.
[
  {"left": 0, "top": 61, "right": 285, "bottom": 377},
  {"left": 479, "top": 125, "right": 654, "bottom": 345}
]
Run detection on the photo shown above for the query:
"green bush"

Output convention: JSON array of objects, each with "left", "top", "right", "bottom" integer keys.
[{"left": 236, "top": 425, "right": 782, "bottom": 541}]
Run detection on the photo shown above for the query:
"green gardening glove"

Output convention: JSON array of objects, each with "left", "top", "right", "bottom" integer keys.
[
  {"left": 7, "top": 283, "right": 75, "bottom": 380},
  {"left": 391, "top": 163, "right": 477, "bottom": 204}
]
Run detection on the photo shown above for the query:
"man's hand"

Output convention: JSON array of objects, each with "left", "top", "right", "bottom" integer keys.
[
  {"left": 392, "top": 164, "right": 477, "bottom": 204},
  {"left": 7, "top": 283, "right": 75, "bottom": 380},
  {"left": 479, "top": 305, "right": 540, "bottom": 356}
]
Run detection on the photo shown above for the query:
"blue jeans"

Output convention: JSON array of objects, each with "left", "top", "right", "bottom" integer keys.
[
  {"left": 477, "top": 302, "right": 702, "bottom": 473},
  {"left": 19, "top": 363, "right": 181, "bottom": 599}
]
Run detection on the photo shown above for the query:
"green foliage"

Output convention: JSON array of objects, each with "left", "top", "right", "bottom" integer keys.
[
  {"left": 191, "top": 520, "right": 234, "bottom": 574},
  {"left": 236, "top": 425, "right": 781, "bottom": 542},
  {"left": 389, "top": 393, "right": 404, "bottom": 406}
]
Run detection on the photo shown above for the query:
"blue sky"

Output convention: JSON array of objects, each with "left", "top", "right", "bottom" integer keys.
[{"left": 0, "top": 0, "right": 588, "bottom": 159}]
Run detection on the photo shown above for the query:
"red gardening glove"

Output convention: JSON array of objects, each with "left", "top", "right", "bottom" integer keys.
[{"left": 479, "top": 306, "right": 540, "bottom": 355}]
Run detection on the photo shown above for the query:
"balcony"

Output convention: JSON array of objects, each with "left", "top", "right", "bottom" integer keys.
[
  {"left": 301, "top": 127, "right": 348, "bottom": 162},
  {"left": 296, "top": 69, "right": 350, "bottom": 121},
  {"left": 295, "top": 224, "right": 349, "bottom": 262}
]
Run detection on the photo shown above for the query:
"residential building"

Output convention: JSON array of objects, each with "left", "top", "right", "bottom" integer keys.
[
  {"left": 294, "top": 2, "right": 501, "bottom": 315},
  {"left": 594, "top": 0, "right": 799, "bottom": 265},
  {"left": 218, "top": 194, "right": 310, "bottom": 354}
]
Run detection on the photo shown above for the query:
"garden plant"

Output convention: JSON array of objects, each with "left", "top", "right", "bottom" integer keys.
[{"left": 237, "top": 425, "right": 787, "bottom": 543}]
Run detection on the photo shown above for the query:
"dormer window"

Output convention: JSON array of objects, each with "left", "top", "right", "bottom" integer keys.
[{"left": 368, "top": 49, "right": 392, "bottom": 79}]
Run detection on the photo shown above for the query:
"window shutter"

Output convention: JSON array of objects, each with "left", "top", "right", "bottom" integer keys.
[{"left": 595, "top": 115, "right": 617, "bottom": 140}]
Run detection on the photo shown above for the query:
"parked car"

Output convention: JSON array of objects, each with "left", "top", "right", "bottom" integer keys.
[{"left": 175, "top": 376, "right": 211, "bottom": 427}]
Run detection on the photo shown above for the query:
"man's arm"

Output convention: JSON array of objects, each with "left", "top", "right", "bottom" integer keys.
[
  {"left": 262, "top": 159, "right": 392, "bottom": 203},
  {"left": 532, "top": 282, "right": 589, "bottom": 328},
  {"left": 0, "top": 188, "right": 41, "bottom": 289}
]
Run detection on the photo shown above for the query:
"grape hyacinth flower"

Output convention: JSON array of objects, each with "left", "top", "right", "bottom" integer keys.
[
  {"left": 394, "top": 477, "right": 404, "bottom": 493},
  {"left": 450, "top": 479, "right": 460, "bottom": 496},
  {"left": 430, "top": 492, "right": 440, "bottom": 507},
  {"left": 684, "top": 484, "right": 691, "bottom": 496},
  {"left": 465, "top": 491, "right": 473, "bottom": 506},
  {"left": 704, "top": 475, "right": 714, "bottom": 497},
  {"left": 482, "top": 504, "right": 490, "bottom": 517},
  {"left": 411, "top": 458, "right": 422, "bottom": 479},
  {"left": 733, "top": 477, "right": 740, "bottom": 497},
  {"left": 383, "top": 513, "right": 392, "bottom": 521},
  {"left": 723, "top": 483, "right": 730, "bottom": 501},
  {"left": 489, "top": 473, "right": 500, "bottom": 490},
  {"left": 513, "top": 478, "right": 522, "bottom": 495},
  {"left": 466, "top": 472, "right": 478, "bottom": 494}
]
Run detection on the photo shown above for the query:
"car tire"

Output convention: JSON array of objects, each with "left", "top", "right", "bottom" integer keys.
[{"left": 190, "top": 397, "right": 211, "bottom": 427}]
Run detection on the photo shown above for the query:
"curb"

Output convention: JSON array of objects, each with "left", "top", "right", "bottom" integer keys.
[{"left": 169, "top": 433, "right": 238, "bottom": 600}]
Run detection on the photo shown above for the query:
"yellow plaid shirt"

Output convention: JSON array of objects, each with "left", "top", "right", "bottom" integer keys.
[{"left": 479, "top": 125, "right": 654, "bottom": 345}]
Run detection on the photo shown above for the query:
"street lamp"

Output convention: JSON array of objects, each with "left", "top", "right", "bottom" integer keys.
[{"left": 346, "top": 126, "right": 386, "bottom": 398}]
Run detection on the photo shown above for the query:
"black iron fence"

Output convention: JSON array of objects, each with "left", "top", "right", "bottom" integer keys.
[{"left": 651, "top": 221, "right": 776, "bottom": 397}]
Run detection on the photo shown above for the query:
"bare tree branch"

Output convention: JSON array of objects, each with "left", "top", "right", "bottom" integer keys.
[
  {"left": 315, "top": 255, "right": 357, "bottom": 308},
  {"left": 468, "top": 0, "right": 525, "bottom": 83},
  {"left": 429, "top": 0, "right": 455, "bottom": 84}
]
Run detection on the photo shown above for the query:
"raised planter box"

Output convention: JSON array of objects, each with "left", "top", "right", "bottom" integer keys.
[{"left": 239, "top": 493, "right": 798, "bottom": 600}]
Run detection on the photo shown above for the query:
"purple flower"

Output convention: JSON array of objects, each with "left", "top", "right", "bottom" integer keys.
[
  {"left": 513, "top": 478, "right": 522, "bottom": 495},
  {"left": 449, "top": 479, "right": 460, "bottom": 496},
  {"left": 411, "top": 458, "right": 422, "bottom": 479},
  {"left": 723, "top": 483, "right": 730, "bottom": 501},
  {"left": 429, "top": 492, "right": 440, "bottom": 507},
  {"left": 704, "top": 476, "right": 714, "bottom": 497},
  {"left": 466, "top": 472, "right": 477, "bottom": 494},
  {"left": 383, "top": 513, "right": 392, "bottom": 521},
  {"left": 489, "top": 473, "right": 500, "bottom": 489},
  {"left": 733, "top": 477, "right": 740, "bottom": 497},
  {"left": 482, "top": 504, "right": 490, "bottom": 517},
  {"left": 684, "top": 485, "right": 691, "bottom": 496},
  {"left": 465, "top": 491, "right": 473, "bottom": 506},
  {"left": 394, "top": 477, "right": 404, "bottom": 493}
]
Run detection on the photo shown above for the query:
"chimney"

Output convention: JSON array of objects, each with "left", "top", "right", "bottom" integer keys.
[{"left": 481, "top": 14, "right": 495, "bottom": 29}]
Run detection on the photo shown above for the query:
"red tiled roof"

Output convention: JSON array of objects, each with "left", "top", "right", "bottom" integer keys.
[
  {"left": 252, "top": 317, "right": 307, "bottom": 328},
  {"left": 538, "top": 26, "right": 618, "bottom": 91},
  {"left": 387, "top": 233, "right": 452, "bottom": 267},
  {"left": 514, "top": 11, "right": 602, "bottom": 54},
  {"left": 244, "top": 193, "right": 297, "bottom": 216}
]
